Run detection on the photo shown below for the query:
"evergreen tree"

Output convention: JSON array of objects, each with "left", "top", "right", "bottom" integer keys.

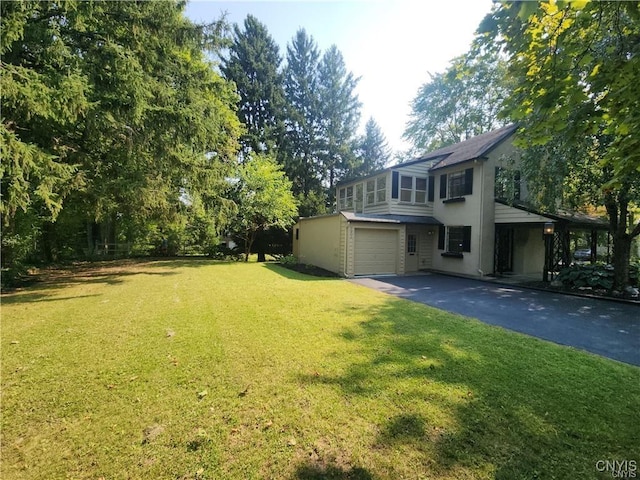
[
  {"left": 282, "top": 29, "right": 323, "bottom": 212},
  {"left": 354, "top": 118, "right": 391, "bottom": 178},
  {"left": 221, "top": 15, "right": 285, "bottom": 158},
  {"left": 1, "top": 0, "right": 242, "bottom": 269},
  {"left": 317, "top": 45, "right": 361, "bottom": 200}
]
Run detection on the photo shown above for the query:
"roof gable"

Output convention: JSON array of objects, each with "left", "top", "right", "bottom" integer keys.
[{"left": 391, "top": 124, "right": 517, "bottom": 173}]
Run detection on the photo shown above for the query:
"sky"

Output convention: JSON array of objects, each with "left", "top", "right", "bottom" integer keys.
[{"left": 185, "top": 0, "right": 495, "bottom": 157}]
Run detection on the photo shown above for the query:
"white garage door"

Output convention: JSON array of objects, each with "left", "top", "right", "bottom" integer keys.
[{"left": 354, "top": 228, "right": 398, "bottom": 275}]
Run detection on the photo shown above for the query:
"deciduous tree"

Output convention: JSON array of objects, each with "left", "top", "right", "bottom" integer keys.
[
  {"left": 229, "top": 154, "right": 297, "bottom": 261},
  {"left": 404, "top": 46, "right": 511, "bottom": 153},
  {"left": 479, "top": 0, "right": 640, "bottom": 289}
]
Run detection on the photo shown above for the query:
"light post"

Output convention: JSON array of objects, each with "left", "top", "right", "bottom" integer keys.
[{"left": 543, "top": 222, "right": 555, "bottom": 282}]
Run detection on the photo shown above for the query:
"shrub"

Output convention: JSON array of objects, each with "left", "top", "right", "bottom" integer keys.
[
  {"left": 557, "top": 263, "right": 640, "bottom": 291},
  {"left": 279, "top": 254, "right": 298, "bottom": 267}
]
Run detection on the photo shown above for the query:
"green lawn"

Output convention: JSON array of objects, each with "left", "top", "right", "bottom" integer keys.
[{"left": 2, "top": 260, "right": 638, "bottom": 479}]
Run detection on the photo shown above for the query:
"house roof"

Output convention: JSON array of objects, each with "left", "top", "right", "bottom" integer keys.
[
  {"left": 336, "top": 124, "right": 517, "bottom": 188},
  {"left": 419, "top": 124, "right": 518, "bottom": 171},
  {"left": 341, "top": 212, "right": 442, "bottom": 225},
  {"left": 495, "top": 199, "right": 609, "bottom": 229}
]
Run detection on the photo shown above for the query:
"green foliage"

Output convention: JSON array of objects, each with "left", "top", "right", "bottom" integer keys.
[
  {"left": 221, "top": 15, "right": 285, "bottom": 157},
  {"left": 279, "top": 254, "right": 298, "bottom": 266},
  {"left": 282, "top": 29, "right": 323, "bottom": 201},
  {"left": 229, "top": 154, "right": 297, "bottom": 261},
  {"left": 557, "top": 263, "right": 639, "bottom": 291},
  {"left": 404, "top": 45, "right": 511, "bottom": 153},
  {"left": 1, "top": 0, "right": 242, "bottom": 270},
  {"left": 479, "top": 0, "right": 640, "bottom": 288},
  {"left": 317, "top": 45, "right": 362, "bottom": 195}
]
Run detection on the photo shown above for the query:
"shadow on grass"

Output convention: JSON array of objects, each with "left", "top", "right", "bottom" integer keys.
[
  {"left": 1, "top": 293, "right": 102, "bottom": 305},
  {"left": 294, "top": 462, "right": 374, "bottom": 480},
  {"left": 264, "top": 263, "right": 341, "bottom": 281},
  {"left": 0, "top": 258, "right": 220, "bottom": 303},
  {"left": 297, "top": 298, "right": 640, "bottom": 479}
]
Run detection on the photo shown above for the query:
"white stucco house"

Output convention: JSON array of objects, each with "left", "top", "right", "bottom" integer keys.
[{"left": 292, "top": 125, "right": 607, "bottom": 279}]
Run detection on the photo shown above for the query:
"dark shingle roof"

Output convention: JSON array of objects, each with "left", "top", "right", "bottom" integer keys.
[
  {"left": 394, "top": 124, "right": 518, "bottom": 172},
  {"left": 341, "top": 212, "right": 441, "bottom": 225}
]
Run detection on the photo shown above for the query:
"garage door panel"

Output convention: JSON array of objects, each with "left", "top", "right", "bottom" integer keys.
[{"left": 354, "top": 228, "right": 398, "bottom": 275}]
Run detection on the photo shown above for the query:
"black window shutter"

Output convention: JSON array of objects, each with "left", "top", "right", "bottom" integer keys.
[
  {"left": 438, "top": 225, "right": 445, "bottom": 250},
  {"left": 439, "top": 174, "right": 447, "bottom": 199},
  {"left": 391, "top": 171, "right": 399, "bottom": 199},
  {"left": 514, "top": 171, "right": 521, "bottom": 200},
  {"left": 464, "top": 168, "right": 473, "bottom": 195},
  {"left": 428, "top": 175, "right": 435, "bottom": 202},
  {"left": 462, "top": 226, "right": 472, "bottom": 252}
]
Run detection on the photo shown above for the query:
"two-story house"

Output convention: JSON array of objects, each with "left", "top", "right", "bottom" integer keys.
[{"left": 292, "top": 124, "right": 607, "bottom": 279}]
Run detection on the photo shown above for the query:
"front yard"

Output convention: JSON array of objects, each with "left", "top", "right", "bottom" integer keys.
[{"left": 2, "top": 260, "right": 638, "bottom": 479}]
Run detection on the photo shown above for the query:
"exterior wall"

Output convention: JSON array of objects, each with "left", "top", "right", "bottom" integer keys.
[
  {"left": 336, "top": 171, "right": 392, "bottom": 215},
  {"left": 431, "top": 159, "right": 486, "bottom": 276},
  {"left": 389, "top": 162, "right": 435, "bottom": 216},
  {"left": 513, "top": 225, "right": 545, "bottom": 275},
  {"left": 293, "top": 215, "right": 343, "bottom": 275},
  {"left": 495, "top": 203, "right": 551, "bottom": 223}
]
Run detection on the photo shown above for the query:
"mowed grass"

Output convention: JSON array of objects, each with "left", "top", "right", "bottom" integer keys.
[{"left": 1, "top": 260, "right": 638, "bottom": 480}]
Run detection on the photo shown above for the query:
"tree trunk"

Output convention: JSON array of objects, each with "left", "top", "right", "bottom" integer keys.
[{"left": 612, "top": 233, "right": 631, "bottom": 291}]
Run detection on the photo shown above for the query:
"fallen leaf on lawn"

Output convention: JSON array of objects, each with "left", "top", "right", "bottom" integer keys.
[
  {"left": 10, "top": 340, "right": 19, "bottom": 345},
  {"left": 197, "top": 390, "right": 208, "bottom": 399},
  {"left": 287, "top": 437, "right": 297, "bottom": 446},
  {"left": 166, "top": 330, "right": 175, "bottom": 338}
]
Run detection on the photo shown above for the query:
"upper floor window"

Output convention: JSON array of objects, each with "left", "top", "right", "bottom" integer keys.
[
  {"left": 440, "top": 167, "right": 473, "bottom": 200},
  {"left": 397, "top": 175, "right": 428, "bottom": 204},
  {"left": 495, "top": 167, "right": 521, "bottom": 200},
  {"left": 355, "top": 183, "right": 363, "bottom": 212},
  {"left": 346, "top": 186, "right": 353, "bottom": 209},
  {"left": 400, "top": 175, "right": 413, "bottom": 202},
  {"left": 415, "top": 178, "right": 427, "bottom": 203},
  {"left": 366, "top": 179, "right": 376, "bottom": 205},
  {"left": 376, "top": 176, "right": 386, "bottom": 203}
]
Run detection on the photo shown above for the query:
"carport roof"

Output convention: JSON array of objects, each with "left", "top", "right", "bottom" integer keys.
[{"left": 341, "top": 212, "right": 442, "bottom": 225}]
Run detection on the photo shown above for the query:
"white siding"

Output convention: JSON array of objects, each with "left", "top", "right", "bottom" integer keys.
[{"left": 495, "top": 203, "right": 551, "bottom": 224}]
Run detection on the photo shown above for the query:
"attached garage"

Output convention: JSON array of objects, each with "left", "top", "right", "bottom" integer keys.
[
  {"left": 292, "top": 212, "right": 441, "bottom": 278},
  {"left": 353, "top": 228, "right": 398, "bottom": 275}
]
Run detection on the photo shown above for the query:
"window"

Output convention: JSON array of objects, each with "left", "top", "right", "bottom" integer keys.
[
  {"left": 338, "top": 187, "right": 346, "bottom": 210},
  {"left": 415, "top": 178, "right": 427, "bottom": 203},
  {"left": 346, "top": 186, "right": 353, "bottom": 209},
  {"left": 407, "top": 234, "right": 417, "bottom": 254},
  {"left": 366, "top": 179, "right": 375, "bottom": 205},
  {"left": 495, "top": 167, "right": 521, "bottom": 200},
  {"left": 355, "top": 183, "right": 363, "bottom": 212},
  {"left": 448, "top": 171, "right": 466, "bottom": 198},
  {"left": 376, "top": 176, "right": 387, "bottom": 203},
  {"left": 448, "top": 226, "right": 465, "bottom": 253},
  {"left": 400, "top": 175, "right": 413, "bottom": 202},
  {"left": 438, "top": 226, "right": 471, "bottom": 255},
  {"left": 441, "top": 168, "right": 473, "bottom": 200}
]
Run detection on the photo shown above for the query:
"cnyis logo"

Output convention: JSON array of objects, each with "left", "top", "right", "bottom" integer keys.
[{"left": 596, "top": 460, "right": 637, "bottom": 478}]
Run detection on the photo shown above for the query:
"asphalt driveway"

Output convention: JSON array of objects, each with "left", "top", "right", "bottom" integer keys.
[{"left": 350, "top": 273, "right": 640, "bottom": 366}]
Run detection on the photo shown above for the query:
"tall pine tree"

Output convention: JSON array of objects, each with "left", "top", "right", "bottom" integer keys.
[
  {"left": 221, "top": 15, "right": 285, "bottom": 158},
  {"left": 282, "top": 29, "right": 324, "bottom": 215},
  {"left": 353, "top": 117, "right": 390, "bottom": 178},
  {"left": 317, "top": 45, "right": 361, "bottom": 201}
]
